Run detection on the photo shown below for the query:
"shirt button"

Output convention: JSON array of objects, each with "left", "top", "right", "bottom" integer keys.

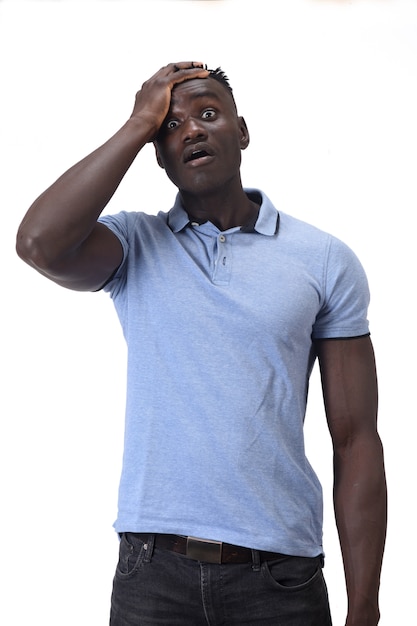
[{"left": 219, "top": 235, "right": 226, "bottom": 243}]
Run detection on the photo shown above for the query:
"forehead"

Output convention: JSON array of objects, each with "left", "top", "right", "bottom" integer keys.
[{"left": 170, "top": 77, "right": 236, "bottom": 111}]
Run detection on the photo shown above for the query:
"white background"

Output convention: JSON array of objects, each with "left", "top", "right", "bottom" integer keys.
[{"left": 1, "top": 0, "right": 416, "bottom": 623}]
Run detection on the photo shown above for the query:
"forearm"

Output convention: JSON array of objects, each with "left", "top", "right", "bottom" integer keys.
[
  {"left": 334, "top": 434, "right": 387, "bottom": 625},
  {"left": 16, "top": 116, "right": 150, "bottom": 269},
  {"left": 17, "top": 63, "right": 209, "bottom": 274}
]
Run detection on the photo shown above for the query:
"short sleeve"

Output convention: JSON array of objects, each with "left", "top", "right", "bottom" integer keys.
[
  {"left": 98, "top": 212, "right": 132, "bottom": 293},
  {"left": 312, "top": 236, "right": 370, "bottom": 339}
]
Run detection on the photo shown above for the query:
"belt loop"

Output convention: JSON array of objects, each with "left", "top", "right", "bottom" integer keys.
[
  {"left": 143, "top": 534, "right": 155, "bottom": 563},
  {"left": 251, "top": 549, "right": 261, "bottom": 572}
]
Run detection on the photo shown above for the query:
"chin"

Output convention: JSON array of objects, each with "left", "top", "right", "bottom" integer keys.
[{"left": 171, "top": 175, "right": 217, "bottom": 196}]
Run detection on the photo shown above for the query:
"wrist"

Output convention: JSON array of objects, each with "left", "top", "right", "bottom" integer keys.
[
  {"left": 346, "top": 603, "right": 380, "bottom": 625},
  {"left": 126, "top": 112, "right": 160, "bottom": 144}
]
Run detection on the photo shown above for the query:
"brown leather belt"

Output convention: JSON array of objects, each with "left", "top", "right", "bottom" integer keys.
[{"left": 133, "top": 533, "right": 288, "bottom": 565}]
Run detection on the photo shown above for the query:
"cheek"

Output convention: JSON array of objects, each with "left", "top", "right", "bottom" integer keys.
[
  {"left": 156, "top": 146, "right": 177, "bottom": 171},
  {"left": 222, "top": 136, "right": 244, "bottom": 163}
]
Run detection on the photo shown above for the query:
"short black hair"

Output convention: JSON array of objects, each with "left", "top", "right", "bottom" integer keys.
[
  {"left": 206, "top": 67, "right": 237, "bottom": 110},
  {"left": 207, "top": 67, "right": 234, "bottom": 97}
]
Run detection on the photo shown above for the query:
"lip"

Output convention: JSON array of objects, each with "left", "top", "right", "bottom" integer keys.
[{"left": 183, "top": 142, "right": 214, "bottom": 165}]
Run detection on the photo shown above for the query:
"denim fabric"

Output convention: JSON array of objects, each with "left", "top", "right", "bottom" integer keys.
[{"left": 109, "top": 534, "right": 332, "bottom": 625}]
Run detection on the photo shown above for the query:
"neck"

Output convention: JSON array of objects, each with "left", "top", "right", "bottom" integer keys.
[{"left": 180, "top": 185, "right": 259, "bottom": 231}]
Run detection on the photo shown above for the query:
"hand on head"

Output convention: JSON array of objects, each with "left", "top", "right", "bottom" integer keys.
[{"left": 131, "top": 62, "right": 210, "bottom": 141}]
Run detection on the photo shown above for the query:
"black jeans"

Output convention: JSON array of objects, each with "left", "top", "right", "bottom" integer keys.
[{"left": 110, "top": 533, "right": 332, "bottom": 625}]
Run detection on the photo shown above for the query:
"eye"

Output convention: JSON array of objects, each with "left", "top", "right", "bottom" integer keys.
[
  {"left": 166, "top": 119, "right": 179, "bottom": 130},
  {"left": 202, "top": 109, "right": 216, "bottom": 119}
]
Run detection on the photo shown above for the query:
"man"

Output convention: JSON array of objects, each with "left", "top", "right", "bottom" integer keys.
[{"left": 16, "top": 62, "right": 387, "bottom": 625}]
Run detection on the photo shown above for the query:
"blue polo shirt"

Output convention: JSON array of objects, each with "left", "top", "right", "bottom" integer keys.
[{"left": 99, "top": 189, "right": 370, "bottom": 557}]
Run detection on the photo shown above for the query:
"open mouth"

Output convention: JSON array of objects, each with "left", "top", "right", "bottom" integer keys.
[
  {"left": 188, "top": 149, "right": 209, "bottom": 162},
  {"left": 183, "top": 144, "right": 213, "bottom": 164}
]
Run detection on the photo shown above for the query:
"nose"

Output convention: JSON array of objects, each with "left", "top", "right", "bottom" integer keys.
[{"left": 181, "top": 116, "right": 207, "bottom": 142}]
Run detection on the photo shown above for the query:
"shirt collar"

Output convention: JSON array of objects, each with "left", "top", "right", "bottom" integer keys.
[{"left": 167, "top": 188, "right": 279, "bottom": 236}]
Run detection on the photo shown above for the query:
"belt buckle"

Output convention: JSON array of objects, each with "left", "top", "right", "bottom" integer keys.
[{"left": 186, "top": 536, "right": 223, "bottom": 564}]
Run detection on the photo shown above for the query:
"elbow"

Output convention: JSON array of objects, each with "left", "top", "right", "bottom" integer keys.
[
  {"left": 16, "top": 227, "right": 36, "bottom": 265},
  {"left": 16, "top": 225, "right": 57, "bottom": 272}
]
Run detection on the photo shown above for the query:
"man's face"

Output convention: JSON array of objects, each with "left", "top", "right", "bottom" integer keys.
[{"left": 154, "top": 77, "right": 249, "bottom": 196}]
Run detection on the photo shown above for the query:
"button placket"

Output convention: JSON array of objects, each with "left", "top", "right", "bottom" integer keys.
[{"left": 213, "top": 233, "right": 231, "bottom": 284}]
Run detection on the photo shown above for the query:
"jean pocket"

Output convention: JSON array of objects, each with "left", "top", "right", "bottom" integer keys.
[
  {"left": 115, "top": 533, "right": 147, "bottom": 578},
  {"left": 261, "top": 555, "right": 323, "bottom": 591}
]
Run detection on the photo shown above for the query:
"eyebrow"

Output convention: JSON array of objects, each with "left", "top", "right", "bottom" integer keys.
[
  {"left": 170, "top": 89, "right": 223, "bottom": 108},
  {"left": 190, "top": 89, "right": 222, "bottom": 101}
]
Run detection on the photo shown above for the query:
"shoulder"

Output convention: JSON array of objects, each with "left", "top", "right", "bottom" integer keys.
[
  {"left": 99, "top": 209, "right": 167, "bottom": 228},
  {"left": 99, "top": 209, "right": 170, "bottom": 240},
  {"left": 279, "top": 211, "right": 329, "bottom": 239},
  {"left": 279, "top": 211, "right": 364, "bottom": 269}
]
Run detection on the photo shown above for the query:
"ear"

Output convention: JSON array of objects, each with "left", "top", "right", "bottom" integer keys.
[
  {"left": 238, "top": 116, "right": 250, "bottom": 150},
  {"left": 153, "top": 142, "right": 165, "bottom": 169}
]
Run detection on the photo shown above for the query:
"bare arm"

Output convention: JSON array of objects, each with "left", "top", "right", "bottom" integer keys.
[
  {"left": 16, "top": 62, "right": 209, "bottom": 291},
  {"left": 315, "top": 336, "right": 387, "bottom": 626}
]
